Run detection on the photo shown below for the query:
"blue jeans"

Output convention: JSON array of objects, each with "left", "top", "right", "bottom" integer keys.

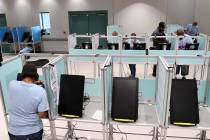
[
  {"left": 9, "top": 129, "right": 43, "bottom": 140},
  {"left": 129, "top": 64, "right": 136, "bottom": 77}
]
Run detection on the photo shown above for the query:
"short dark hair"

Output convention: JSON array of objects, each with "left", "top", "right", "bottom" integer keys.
[
  {"left": 21, "top": 63, "right": 39, "bottom": 80},
  {"left": 159, "top": 22, "right": 166, "bottom": 28}
]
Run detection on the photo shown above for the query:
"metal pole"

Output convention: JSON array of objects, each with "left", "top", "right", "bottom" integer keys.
[
  {"left": 152, "top": 127, "right": 158, "bottom": 140},
  {"left": 49, "top": 120, "right": 57, "bottom": 140},
  {"left": 108, "top": 124, "right": 114, "bottom": 140},
  {"left": 199, "top": 130, "right": 207, "bottom": 140}
]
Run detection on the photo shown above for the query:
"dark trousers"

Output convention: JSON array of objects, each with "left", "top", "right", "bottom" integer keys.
[
  {"left": 176, "top": 65, "right": 189, "bottom": 76},
  {"left": 9, "top": 129, "right": 43, "bottom": 140},
  {"left": 152, "top": 65, "right": 157, "bottom": 77},
  {"left": 129, "top": 64, "right": 136, "bottom": 77}
]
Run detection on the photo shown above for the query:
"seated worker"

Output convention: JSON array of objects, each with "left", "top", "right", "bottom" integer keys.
[
  {"left": 185, "top": 21, "right": 199, "bottom": 36},
  {"left": 185, "top": 21, "right": 199, "bottom": 44},
  {"left": 124, "top": 33, "right": 141, "bottom": 77},
  {"left": 19, "top": 32, "right": 33, "bottom": 54},
  {"left": 8, "top": 63, "right": 49, "bottom": 140},
  {"left": 176, "top": 29, "right": 193, "bottom": 79},
  {"left": 151, "top": 22, "right": 169, "bottom": 76}
]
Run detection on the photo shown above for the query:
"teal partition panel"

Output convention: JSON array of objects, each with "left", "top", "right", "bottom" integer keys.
[
  {"left": 121, "top": 50, "right": 145, "bottom": 55},
  {"left": 0, "top": 57, "right": 22, "bottom": 112},
  {"left": 139, "top": 79, "right": 156, "bottom": 101},
  {"left": 84, "top": 78, "right": 102, "bottom": 97},
  {"left": 149, "top": 50, "right": 175, "bottom": 56},
  {"left": 198, "top": 80, "right": 206, "bottom": 103},
  {"left": 177, "top": 50, "right": 205, "bottom": 56},
  {"left": 198, "top": 36, "right": 206, "bottom": 50},
  {"left": 165, "top": 57, "right": 205, "bottom": 65},
  {"left": 69, "top": 48, "right": 94, "bottom": 55},
  {"left": 95, "top": 50, "right": 120, "bottom": 55}
]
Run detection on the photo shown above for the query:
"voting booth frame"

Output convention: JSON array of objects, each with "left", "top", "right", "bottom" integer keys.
[
  {"left": 1, "top": 54, "right": 210, "bottom": 140},
  {"left": 0, "top": 26, "right": 42, "bottom": 54}
]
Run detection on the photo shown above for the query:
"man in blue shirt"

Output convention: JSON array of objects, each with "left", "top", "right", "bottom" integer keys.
[
  {"left": 8, "top": 63, "right": 49, "bottom": 140},
  {"left": 185, "top": 22, "right": 199, "bottom": 36}
]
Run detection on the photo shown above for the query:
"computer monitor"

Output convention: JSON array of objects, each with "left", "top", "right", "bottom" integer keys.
[
  {"left": 156, "top": 42, "right": 171, "bottom": 50},
  {"left": 133, "top": 43, "right": 146, "bottom": 50},
  {"left": 185, "top": 43, "right": 199, "bottom": 50},
  {"left": 123, "top": 42, "right": 130, "bottom": 50},
  {"left": 107, "top": 43, "right": 119, "bottom": 50},
  {"left": 82, "top": 42, "right": 92, "bottom": 49}
]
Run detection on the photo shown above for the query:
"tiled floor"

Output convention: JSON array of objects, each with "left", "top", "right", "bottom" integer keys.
[{"left": 1, "top": 55, "right": 210, "bottom": 140}]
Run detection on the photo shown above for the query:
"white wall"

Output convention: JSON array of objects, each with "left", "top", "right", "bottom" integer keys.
[
  {"left": 194, "top": 0, "right": 210, "bottom": 35},
  {"left": 30, "top": 0, "right": 113, "bottom": 38},
  {"left": 113, "top": 0, "right": 167, "bottom": 36},
  {"left": 0, "top": 0, "right": 34, "bottom": 27},
  {"left": 167, "top": 0, "right": 195, "bottom": 25}
]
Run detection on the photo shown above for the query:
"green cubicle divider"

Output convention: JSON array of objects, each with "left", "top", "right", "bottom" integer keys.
[{"left": 0, "top": 56, "right": 22, "bottom": 112}]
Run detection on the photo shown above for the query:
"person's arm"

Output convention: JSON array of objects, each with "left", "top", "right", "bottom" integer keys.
[
  {"left": 38, "top": 90, "right": 49, "bottom": 119},
  {"left": 39, "top": 112, "right": 47, "bottom": 118}
]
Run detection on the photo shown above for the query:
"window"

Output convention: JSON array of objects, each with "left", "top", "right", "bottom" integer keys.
[{"left": 39, "top": 12, "right": 51, "bottom": 34}]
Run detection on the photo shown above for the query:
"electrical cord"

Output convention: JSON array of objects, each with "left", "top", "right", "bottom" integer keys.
[
  {"left": 70, "top": 122, "right": 89, "bottom": 140},
  {"left": 116, "top": 125, "right": 128, "bottom": 140},
  {"left": 83, "top": 92, "right": 90, "bottom": 110}
]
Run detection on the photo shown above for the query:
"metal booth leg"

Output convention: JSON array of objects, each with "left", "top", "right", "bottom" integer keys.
[
  {"left": 200, "top": 130, "right": 207, "bottom": 140},
  {"left": 108, "top": 124, "right": 114, "bottom": 140},
  {"left": 64, "top": 121, "right": 74, "bottom": 140},
  {"left": 152, "top": 127, "right": 159, "bottom": 140},
  {"left": 49, "top": 120, "right": 57, "bottom": 140},
  {"left": 160, "top": 127, "right": 167, "bottom": 140}
]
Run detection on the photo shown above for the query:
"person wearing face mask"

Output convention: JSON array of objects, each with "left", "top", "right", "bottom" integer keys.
[
  {"left": 176, "top": 29, "right": 193, "bottom": 79},
  {"left": 124, "top": 33, "right": 141, "bottom": 77}
]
